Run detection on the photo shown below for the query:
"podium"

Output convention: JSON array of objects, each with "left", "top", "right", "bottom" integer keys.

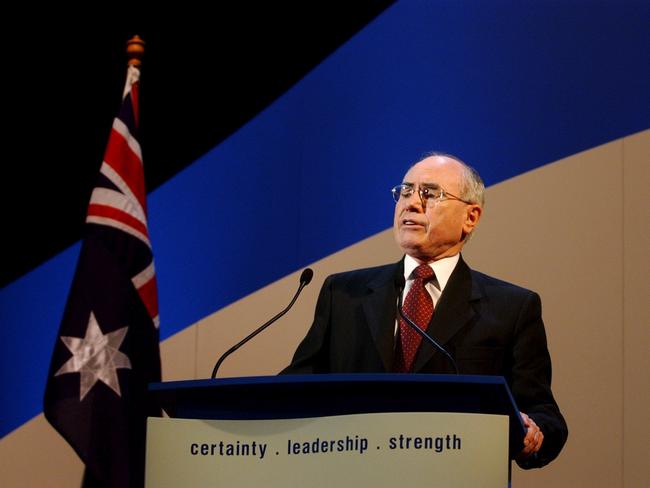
[{"left": 146, "top": 374, "right": 525, "bottom": 487}]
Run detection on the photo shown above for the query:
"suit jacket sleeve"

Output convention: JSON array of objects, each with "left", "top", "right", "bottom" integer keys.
[{"left": 510, "top": 290, "right": 568, "bottom": 468}]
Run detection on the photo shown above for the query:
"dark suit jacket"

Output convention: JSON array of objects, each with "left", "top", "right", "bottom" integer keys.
[{"left": 283, "top": 256, "right": 568, "bottom": 468}]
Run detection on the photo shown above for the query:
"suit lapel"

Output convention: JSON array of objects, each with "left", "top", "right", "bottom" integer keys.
[
  {"left": 362, "top": 260, "right": 403, "bottom": 372},
  {"left": 412, "top": 256, "right": 481, "bottom": 372}
]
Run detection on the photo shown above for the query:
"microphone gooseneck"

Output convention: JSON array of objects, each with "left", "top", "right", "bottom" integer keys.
[
  {"left": 210, "top": 268, "right": 314, "bottom": 379},
  {"left": 395, "top": 272, "right": 459, "bottom": 375}
]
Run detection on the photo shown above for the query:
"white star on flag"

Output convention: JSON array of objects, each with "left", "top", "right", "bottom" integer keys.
[{"left": 55, "top": 311, "right": 132, "bottom": 400}]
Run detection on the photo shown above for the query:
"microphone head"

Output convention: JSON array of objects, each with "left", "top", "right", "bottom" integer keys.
[{"left": 300, "top": 268, "right": 314, "bottom": 286}]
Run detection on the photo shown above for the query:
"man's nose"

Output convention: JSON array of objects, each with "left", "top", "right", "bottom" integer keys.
[{"left": 403, "top": 190, "right": 425, "bottom": 211}]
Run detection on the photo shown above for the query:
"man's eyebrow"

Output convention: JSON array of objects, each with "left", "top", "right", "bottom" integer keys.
[
  {"left": 420, "top": 182, "right": 441, "bottom": 189},
  {"left": 402, "top": 182, "right": 441, "bottom": 189}
]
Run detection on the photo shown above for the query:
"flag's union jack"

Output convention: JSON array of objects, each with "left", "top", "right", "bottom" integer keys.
[{"left": 87, "top": 65, "right": 159, "bottom": 328}]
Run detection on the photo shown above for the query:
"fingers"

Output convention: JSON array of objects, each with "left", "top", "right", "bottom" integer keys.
[
  {"left": 524, "top": 428, "right": 544, "bottom": 454},
  {"left": 519, "top": 412, "right": 544, "bottom": 457}
]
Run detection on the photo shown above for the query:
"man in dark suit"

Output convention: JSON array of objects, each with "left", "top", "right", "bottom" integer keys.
[{"left": 283, "top": 152, "right": 568, "bottom": 468}]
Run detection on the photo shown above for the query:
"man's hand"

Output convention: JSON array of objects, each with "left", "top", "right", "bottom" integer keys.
[{"left": 518, "top": 412, "right": 544, "bottom": 458}]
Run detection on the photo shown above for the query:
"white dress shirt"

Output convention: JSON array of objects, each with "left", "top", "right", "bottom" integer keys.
[{"left": 396, "top": 253, "right": 460, "bottom": 335}]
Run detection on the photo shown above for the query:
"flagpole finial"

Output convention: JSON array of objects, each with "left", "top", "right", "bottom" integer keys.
[{"left": 126, "top": 35, "right": 145, "bottom": 67}]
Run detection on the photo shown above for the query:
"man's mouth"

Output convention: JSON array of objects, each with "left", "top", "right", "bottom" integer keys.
[{"left": 402, "top": 219, "right": 424, "bottom": 227}]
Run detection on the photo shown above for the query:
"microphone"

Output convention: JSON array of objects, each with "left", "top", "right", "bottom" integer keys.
[
  {"left": 394, "top": 273, "right": 459, "bottom": 375},
  {"left": 210, "top": 268, "right": 314, "bottom": 379}
]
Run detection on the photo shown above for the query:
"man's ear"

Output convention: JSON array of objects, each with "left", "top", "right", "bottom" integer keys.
[{"left": 463, "top": 204, "right": 482, "bottom": 234}]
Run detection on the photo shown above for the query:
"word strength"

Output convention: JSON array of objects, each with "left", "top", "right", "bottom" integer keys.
[{"left": 388, "top": 433, "right": 462, "bottom": 453}]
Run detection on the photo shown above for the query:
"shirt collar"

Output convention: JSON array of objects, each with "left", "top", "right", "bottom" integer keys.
[{"left": 403, "top": 253, "right": 460, "bottom": 292}]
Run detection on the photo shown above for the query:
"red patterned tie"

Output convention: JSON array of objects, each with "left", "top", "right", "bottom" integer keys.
[{"left": 394, "top": 264, "right": 435, "bottom": 372}]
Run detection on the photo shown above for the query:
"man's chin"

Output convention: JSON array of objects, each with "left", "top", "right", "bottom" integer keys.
[{"left": 397, "top": 242, "right": 427, "bottom": 258}]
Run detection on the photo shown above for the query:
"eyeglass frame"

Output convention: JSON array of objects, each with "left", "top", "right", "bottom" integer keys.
[{"left": 391, "top": 183, "right": 474, "bottom": 207}]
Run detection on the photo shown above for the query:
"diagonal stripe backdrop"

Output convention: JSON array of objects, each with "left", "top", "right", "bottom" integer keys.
[{"left": 1, "top": 0, "right": 649, "bottom": 451}]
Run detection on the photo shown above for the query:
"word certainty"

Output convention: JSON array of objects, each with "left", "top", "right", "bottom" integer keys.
[{"left": 190, "top": 440, "right": 267, "bottom": 459}]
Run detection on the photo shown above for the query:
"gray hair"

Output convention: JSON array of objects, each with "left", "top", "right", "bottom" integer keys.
[{"left": 418, "top": 151, "right": 485, "bottom": 207}]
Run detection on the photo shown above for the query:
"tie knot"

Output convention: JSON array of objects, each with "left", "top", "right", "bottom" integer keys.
[{"left": 412, "top": 264, "right": 434, "bottom": 281}]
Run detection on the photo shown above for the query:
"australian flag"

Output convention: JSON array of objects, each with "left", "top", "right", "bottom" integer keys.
[{"left": 44, "top": 58, "right": 161, "bottom": 487}]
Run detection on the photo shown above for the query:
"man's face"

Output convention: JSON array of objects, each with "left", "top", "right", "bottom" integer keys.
[{"left": 393, "top": 156, "right": 482, "bottom": 263}]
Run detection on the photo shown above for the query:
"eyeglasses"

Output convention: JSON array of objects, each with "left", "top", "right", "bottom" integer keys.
[{"left": 391, "top": 183, "right": 473, "bottom": 207}]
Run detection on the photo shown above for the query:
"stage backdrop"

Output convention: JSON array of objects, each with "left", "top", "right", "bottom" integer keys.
[{"left": 1, "top": 2, "right": 649, "bottom": 487}]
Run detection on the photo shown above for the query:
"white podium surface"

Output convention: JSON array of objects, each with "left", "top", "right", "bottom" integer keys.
[{"left": 146, "top": 411, "right": 508, "bottom": 487}]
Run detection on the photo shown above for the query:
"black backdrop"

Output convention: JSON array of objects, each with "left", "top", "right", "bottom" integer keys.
[{"left": 3, "top": 2, "right": 393, "bottom": 287}]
